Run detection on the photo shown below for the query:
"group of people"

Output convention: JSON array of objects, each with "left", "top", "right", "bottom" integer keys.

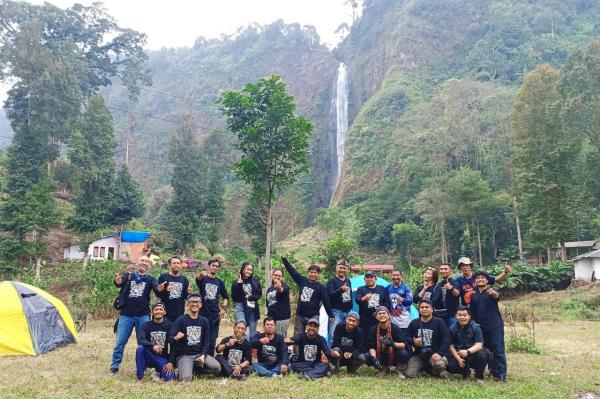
[{"left": 109, "top": 254, "right": 511, "bottom": 383}]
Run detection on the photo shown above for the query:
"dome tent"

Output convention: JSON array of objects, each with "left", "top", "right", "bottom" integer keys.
[{"left": 0, "top": 281, "right": 77, "bottom": 356}]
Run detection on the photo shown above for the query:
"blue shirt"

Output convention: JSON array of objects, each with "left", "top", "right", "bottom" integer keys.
[
  {"left": 456, "top": 274, "right": 496, "bottom": 305},
  {"left": 386, "top": 282, "right": 413, "bottom": 326},
  {"left": 469, "top": 289, "right": 503, "bottom": 331}
]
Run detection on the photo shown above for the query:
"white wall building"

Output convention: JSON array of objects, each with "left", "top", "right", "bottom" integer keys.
[{"left": 571, "top": 249, "right": 600, "bottom": 281}]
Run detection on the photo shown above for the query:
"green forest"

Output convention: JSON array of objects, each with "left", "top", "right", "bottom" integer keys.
[{"left": 1, "top": 0, "right": 600, "bottom": 278}]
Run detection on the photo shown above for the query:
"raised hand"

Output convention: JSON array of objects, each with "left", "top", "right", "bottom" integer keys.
[{"left": 115, "top": 272, "right": 122, "bottom": 285}]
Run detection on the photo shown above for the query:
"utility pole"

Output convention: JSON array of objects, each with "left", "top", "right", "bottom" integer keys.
[{"left": 126, "top": 112, "right": 135, "bottom": 167}]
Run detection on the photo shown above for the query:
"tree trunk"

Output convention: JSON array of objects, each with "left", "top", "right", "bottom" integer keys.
[
  {"left": 477, "top": 220, "right": 483, "bottom": 268},
  {"left": 440, "top": 219, "right": 447, "bottom": 263},
  {"left": 264, "top": 197, "right": 273, "bottom": 289},
  {"left": 560, "top": 241, "right": 567, "bottom": 261},
  {"left": 546, "top": 242, "right": 553, "bottom": 264},
  {"left": 513, "top": 197, "right": 524, "bottom": 260}
]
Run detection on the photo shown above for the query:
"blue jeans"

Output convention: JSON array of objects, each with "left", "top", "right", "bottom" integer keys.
[
  {"left": 111, "top": 314, "right": 149, "bottom": 369},
  {"left": 327, "top": 309, "right": 347, "bottom": 346},
  {"left": 252, "top": 362, "right": 281, "bottom": 377},
  {"left": 483, "top": 326, "right": 507, "bottom": 380},
  {"left": 135, "top": 346, "right": 175, "bottom": 381},
  {"left": 235, "top": 303, "right": 258, "bottom": 340}
]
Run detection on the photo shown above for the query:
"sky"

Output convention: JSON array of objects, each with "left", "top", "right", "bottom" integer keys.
[{"left": 0, "top": 0, "right": 356, "bottom": 104}]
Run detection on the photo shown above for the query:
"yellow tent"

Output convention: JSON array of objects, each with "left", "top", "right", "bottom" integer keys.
[{"left": 0, "top": 281, "right": 77, "bottom": 356}]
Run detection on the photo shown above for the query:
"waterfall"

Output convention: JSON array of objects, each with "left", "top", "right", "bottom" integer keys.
[{"left": 332, "top": 62, "right": 348, "bottom": 198}]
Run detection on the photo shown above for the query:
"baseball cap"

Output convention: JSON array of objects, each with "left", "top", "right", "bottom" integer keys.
[
  {"left": 346, "top": 311, "right": 360, "bottom": 321},
  {"left": 365, "top": 271, "right": 377, "bottom": 277},
  {"left": 307, "top": 317, "right": 320, "bottom": 326},
  {"left": 375, "top": 306, "right": 390, "bottom": 315}
]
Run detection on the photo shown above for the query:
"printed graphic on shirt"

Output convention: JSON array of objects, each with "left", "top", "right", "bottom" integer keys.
[
  {"left": 227, "top": 349, "right": 243, "bottom": 365},
  {"left": 423, "top": 291, "right": 432, "bottom": 301},
  {"left": 341, "top": 289, "right": 351, "bottom": 303},
  {"left": 186, "top": 326, "right": 202, "bottom": 345},
  {"left": 303, "top": 344, "right": 318, "bottom": 362},
  {"left": 389, "top": 294, "right": 403, "bottom": 316},
  {"left": 242, "top": 283, "right": 252, "bottom": 297},
  {"left": 129, "top": 281, "right": 146, "bottom": 298},
  {"left": 367, "top": 293, "right": 380, "bottom": 308},
  {"left": 261, "top": 344, "right": 276, "bottom": 357},
  {"left": 168, "top": 282, "right": 183, "bottom": 299},
  {"left": 300, "top": 287, "right": 314, "bottom": 302},
  {"left": 417, "top": 328, "right": 433, "bottom": 348},
  {"left": 266, "top": 290, "right": 277, "bottom": 307},
  {"left": 205, "top": 283, "right": 219, "bottom": 300},
  {"left": 340, "top": 337, "right": 354, "bottom": 348},
  {"left": 150, "top": 331, "right": 167, "bottom": 347},
  {"left": 461, "top": 284, "right": 474, "bottom": 304}
]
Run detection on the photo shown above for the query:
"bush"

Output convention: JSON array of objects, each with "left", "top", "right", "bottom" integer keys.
[
  {"left": 77, "top": 260, "right": 122, "bottom": 317},
  {"left": 506, "top": 330, "right": 541, "bottom": 354},
  {"left": 489, "top": 261, "right": 573, "bottom": 296}
]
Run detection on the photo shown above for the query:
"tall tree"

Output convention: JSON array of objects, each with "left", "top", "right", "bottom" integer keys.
[
  {"left": 108, "top": 164, "right": 146, "bottom": 227},
  {"left": 67, "top": 93, "right": 116, "bottom": 233},
  {"left": 219, "top": 75, "right": 313, "bottom": 282},
  {"left": 511, "top": 64, "right": 580, "bottom": 261},
  {"left": 163, "top": 118, "right": 209, "bottom": 253}
]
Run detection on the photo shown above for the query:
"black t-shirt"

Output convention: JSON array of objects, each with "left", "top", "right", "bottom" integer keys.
[
  {"left": 169, "top": 314, "right": 210, "bottom": 358},
  {"left": 157, "top": 273, "right": 189, "bottom": 320},
  {"left": 326, "top": 276, "right": 353, "bottom": 312},
  {"left": 355, "top": 285, "right": 390, "bottom": 328},
  {"left": 414, "top": 284, "right": 442, "bottom": 306},
  {"left": 251, "top": 332, "right": 289, "bottom": 366},
  {"left": 367, "top": 323, "right": 411, "bottom": 352},
  {"left": 332, "top": 323, "right": 364, "bottom": 353},
  {"left": 407, "top": 316, "right": 451, "bottom": 357},
  {"left": 282, "top": 258, "right": 333, "bottom": 318},
  {"left": 433, "top": 278, "right": 460, "bottom": 318},
  {"left": 196, "top": 275, "right": 228, "bottom": 318},
  {"left": 290, "top": 332, "right": 331, "bottom": 363},
  {"left": 139, "top": 319, "right": 173, "bottom": 359},
  {"left": 117, "top": 273, "right": 159, "bottom": 317},
  {"left": 218, "top": 336, "right": 252, "bottom": 366},
  {"left": 266, "top": 283, "right": 291, "bottom": 321}
]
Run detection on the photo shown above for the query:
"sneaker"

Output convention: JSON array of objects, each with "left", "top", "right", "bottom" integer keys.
[
  {"left": 236, "top": 374, "right": 248, "bottom": 381},
  {"left": 110, "top": 368, "right": 119, "bottom": 374},
  {"left": 494, "top": 374, "right": 507, "bottom": 383},
  {"left": 438, "top": 371, "right": 452, "bottom": 379}
]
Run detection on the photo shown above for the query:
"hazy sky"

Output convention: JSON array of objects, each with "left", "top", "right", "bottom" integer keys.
[
  {"left": 0, "top": 1, "right": 355, "bottom": 104},
  {"left": 29, "top": 0, "right": 354, "bottom": 49}
]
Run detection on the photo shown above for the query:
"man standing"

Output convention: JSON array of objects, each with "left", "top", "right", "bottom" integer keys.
[
  {"left": 215, "top": 321, "right": 252, "bottom": 380},
  {"left": 386, "top": 270, "right": 413, "bottom": 330},
  {"left": 447, "top": 305, "right": 488, "bottom": 382},
  {"left": 326, "top": 260, "right": 353, "bottom": 346},
  {"left": 331, "top": 311, "right": 366, "bottom": 374},
  {"left": 282, "top": 256, "right": 333, "bottom": 336},
  {"left": 196, "top": 258, "right": 229, "bottom": 355},
  {"left": 405, "top": 300, "right": 451, "bottom": 378},
  {"left": 158, "top": 256, "right": 190, "bottom": 322},
  {"left": 367, "top": 306, "right": 412, "bottom": 377},
  {"left": 251, "top": 317, "right": 289, "bottom": 377},
  {"left": 433, "top": 263, "right": 460, "bottom": 329},
  {"left": 111, "top": 256, "right": 162, "bottom": 374},
  {"left": 169, "top": 294, "right": 221, "bottom": 381},
  {"left": 355, "top": 271, "right": 390, "bottom": 332},
  {"left": 469, "top": 271, "right": 507, "bottom": 382},
  {"left": 287, "top": 318, "right": 334, "bottom": 380},
  {"left": 456, "top": 257, "right": 510, "bottom": 305},
  {"left": 266, "top": 269, "right": 291, "bottom": 337},
  {"left": 135, "top": 302, "right": 175, "bottom": 381}
]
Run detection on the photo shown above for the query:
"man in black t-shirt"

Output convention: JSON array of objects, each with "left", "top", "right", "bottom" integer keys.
[
  {"left": 447, "top": 305, "right": 488, "bottom": 381},
  {"left": 367, "top": 306, "right": 412, "bottom": 377},
  {"left": 355, "top": 271, "right": 390, "bottom": 332},
  {"left": 405, "top": 300, "right": 451, "bottom": 378},
  {"left": 326, "top": 260, "right": 352, "bottom": 346},
  {"left": 111, "top": 256, "right": 163, "bottom": 374},
  {"left": 331, "top": 311, "right": 366, "bottom": 374},
  {"left": 169, "top": 294, "right": 221, "bottom": 381},
  {"left": 196, "top": 258, "right": 229, "bottom": 355},
  {"left": 215, "top": 321, "right": 252, "bottom": 380},
  {"left": 251, "top": 317, "right": 289, "bottom": 377},
  {"left": 158, "top": 256, "right": 190, "bottom": 322},
  {"left": 135, "top": 302, "right": 175, "bottom": 381},
  {"left": 287, "top": 318, "right": 333, "bottom": 380}
]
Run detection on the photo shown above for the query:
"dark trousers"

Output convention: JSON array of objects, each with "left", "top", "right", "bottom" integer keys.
[
  {"left": 483, "top": 326, "right": 507, "bottom": 379},
  {"left": 332, "top": 348, "right": 366, "bottom": 373},
  {"left": 447, "top": 350, "right": 488, "bottom": 379},
  {"left": 206, "top": 316, "right": 221, "bottom": 356},
  {"left": 135, "top": 346, "right": 175, "bottom": 381},
  {"left": 373, "top": 348, "right": 412, "bottom": 367},
  {"left": 215, "top": 355, "right": 252, "bottom": 377},
  {"left": 291, "top": 361, "right": 330, "bottom": 379}
]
